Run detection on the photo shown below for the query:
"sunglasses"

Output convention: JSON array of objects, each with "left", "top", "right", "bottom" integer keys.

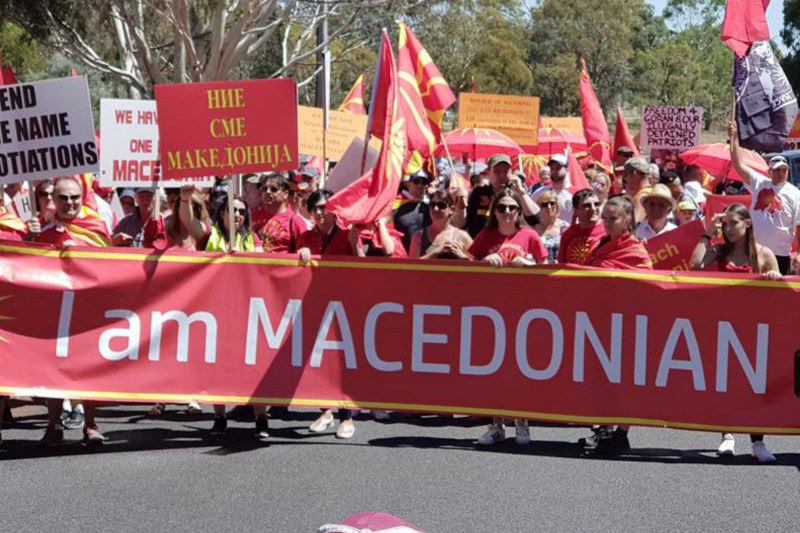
[
  {"left": 232, "top": 207, "right": 248, "bottom": 215},
  {"left": 57, "top": 194, "right": 81, "bottom": 202},
  {"left": 430, "top": 201, "right": 450, "bottom": 211},
  {"left": 580, "top": 202, "right": 601, "bottom": 209},
  {"left": 37, "top": 191, "right": 53, "bottom": 198},
  {"left": 410, "top": 177, "right": 430, "bottom": 185},
  {"left": 261, "top": 185, "right": 281, "bottom": 193},
  {"left": 496, "top": 204, "right": 519, "bottom": 214},
  {"left": 539, "top": 201, "right": 556, "bottom": 207},
  {"left": 311, "top": 204, "right": 327, "bottom": 213}
]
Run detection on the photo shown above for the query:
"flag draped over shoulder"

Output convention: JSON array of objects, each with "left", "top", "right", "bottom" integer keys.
[
  {"left": 397, "top": 22, "right": 456, "bottom": 173},
  {"left": 721, "top": 0, "right": 771, "bottom": 57},
  {"left": 733, "top": 41, "right": 798, "bottom": 153},
  {"left": 327, "top": 31, "right": 407, "bottom": 226},
  {"left": 613, "top": 107, "right": 639, "bottom": 157},
  {"left": 579, "top": 60, "right": 612, "bottom": 173},
  {"left": 338, "top": 74, "right": 366, "bottom": 114}
]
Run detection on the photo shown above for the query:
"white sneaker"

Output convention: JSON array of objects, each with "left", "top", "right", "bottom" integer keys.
[
  {"left": 514, "top": 419, "right": 530, "bottom": 445},
  {"left": 717, "top": 434, "right": 735, "bottom": 456},
  {"left": 751, "top": 441, "right": 777, "bottom": 463},
  {"left": 476, "top": 425, "right": 505, "bottom": 446},
  {"left": 372, "top": 410, "right": 390, "bottom": 421},
  {"left": 309, "top": 415, "right": 335, "bottom": 433},
  {"left": 336, "top": 422, "right": 355, "bottom": 439}
]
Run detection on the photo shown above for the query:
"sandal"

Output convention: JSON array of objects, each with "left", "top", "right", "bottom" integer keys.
[{"left": 148, "top": 403, "right": 165, "bottom": 416}]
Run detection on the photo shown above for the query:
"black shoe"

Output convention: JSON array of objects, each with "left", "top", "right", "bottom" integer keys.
[
  {"left": 41, "top": 424, "right": 65, "bottom": 447},
  {"left": 579, "top": 426, "right": 612, "bottom": 449},
  {"left": 210, "top": 415, "right": 227, "bottom": 436},
  {"left": 254, "top": 415, "right": 269, "bottom": 439},
  {"left": 62, "top": 410, "right": 85, "bottom": 430},
  {"left": 593, "top": 429, "right": 631, "bottom": 455},
  {"left": 269, "top": 406, "right": 289, "bottom": 419}
]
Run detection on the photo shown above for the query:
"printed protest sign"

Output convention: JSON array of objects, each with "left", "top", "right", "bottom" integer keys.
[
  {"left": 784, "top": 115, "right": 800, "bottom": 150},
  {"left": 0, "top": 76, "right": 98, "bottom": 184},
  {"left": 540, "top": 116, "right": 583, "bottom": 132},
  {"left": 641, "top": 106, "right": 703, "bottom": 149},
  {"left": 99, "top": 99, "right": 213, "bottom": 187},
  {"left": 12, "top": 192, "right": 32, "bottom": 222},
  {"left": 155, "top": 79, "right": 298, "bottom": 179},
  {"left": 298, "top": 106, "right": 370, "bottom": 161},
  {"left": 458, "top": 93, "right": 539, "bottom": 146}
]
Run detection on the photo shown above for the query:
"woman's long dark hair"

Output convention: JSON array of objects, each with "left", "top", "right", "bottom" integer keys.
[
  {"left": 486, "top": 189, "right": 525, "bottom": 230},
  {"left": 718, "top": 203, "right": 760, "bottom": 272},
  {"left": 214, "top": 194, "right": 251, "bottom": 242}
]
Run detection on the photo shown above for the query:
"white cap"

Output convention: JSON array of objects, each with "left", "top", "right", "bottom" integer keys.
[{"left": 548, "top": 154, "right": 567, "bottom": 166}]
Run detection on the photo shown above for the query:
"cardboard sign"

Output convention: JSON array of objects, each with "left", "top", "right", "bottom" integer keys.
[
  {"left": 641, "top": 106, "right": 703, "bottom": 149},
  {"left": 541, "top": 116, "right": 583, "bottom": 132},
  {"left": 99, "top": 99, "right": 213, "bottom": 187},
  {"left": 12, "top": 192, "right": 32, "bottom": 222},
  {"left": 644, "top": 219, "right": 705, "bottom": 271},
  {"left": 298, "top": 106, "right": 370, "bottom": 160},
  {"left": 325, "top": 137, "right": 380, "bottom": 193},
  {"left": 458, "top": 93, "right": 539, "bottom": 146},
  {"left": 155, "top": 79, "right": 298, "bottom": 179},
  {"left": 783, "top": 115, "right": 800, "bottom": 150},
  {"left": 0, "top": 76, "right": 98, "bottom": 184}
]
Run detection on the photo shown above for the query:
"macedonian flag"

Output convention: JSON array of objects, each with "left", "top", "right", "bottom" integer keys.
[
  {"left": 328, "top": 31, "right": 407, "bottom": 226},
  {"left": 579, "top": 59, "right": 612, "bottom": 173},
  {"left": 338, "top": 74, "right": 366, "bottom": 115},
  {"left": 397, "top": 22, "right": 456, "bottom": 173}
]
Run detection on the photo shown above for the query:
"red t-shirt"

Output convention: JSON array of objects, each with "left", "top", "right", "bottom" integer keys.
[
  {"left": 557, "top": 221, "right": 606, "bottom": 265},
  {"left": 469, "top": 226, "right": 548, "bottom": 264},
  {"left": 297, "top": 226, "right": 353, "bottom": 256},
  {"left": 259, "top": 209, "right": 308, "bottom": 253}
]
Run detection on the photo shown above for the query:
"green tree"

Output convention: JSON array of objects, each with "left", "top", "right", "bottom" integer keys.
[{"left": 781, "top": 0, "right": 800, "bottom": 93}]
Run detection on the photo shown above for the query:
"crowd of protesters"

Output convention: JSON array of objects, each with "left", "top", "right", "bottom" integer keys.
[{"left": 0, "top": 121, "right": 797, "bottom": 464}]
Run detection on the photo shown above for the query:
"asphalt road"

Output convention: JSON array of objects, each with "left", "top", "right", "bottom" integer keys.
[{"left": 1, "top": 403, "right": 799, "bottom": 532}]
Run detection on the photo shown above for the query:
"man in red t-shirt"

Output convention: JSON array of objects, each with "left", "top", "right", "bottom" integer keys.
[
  {"left": 257, "top": 173, "right": 309, "bottom": 253},
  {"left": 557, "top": 188, "right": 606, "bottom": 265}
]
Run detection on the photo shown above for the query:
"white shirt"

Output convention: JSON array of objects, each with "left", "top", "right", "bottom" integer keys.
[
  {"left": 636, "top": 220, "right": 677, "bottom": 241},
  {"left": 744, "top": 168, "right": 800, "bottom": 256},
  {"left": 532, "top": 186, "right": 573, "bottom": 223}
]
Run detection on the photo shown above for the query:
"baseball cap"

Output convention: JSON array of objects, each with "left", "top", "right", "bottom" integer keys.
[
  {"left": 300, "top": 166, "right": 320, "bottom": 179},
  {"left": 624, "top": 157, "right": 650, "bottom": 174},
  {"left": 133, "top": 187, "right": 154, "bottom": 194},
  {"left": 318, "top": 512, "right": 426, "bottom": 533},
  {"left": 119, "top": 189, "right": 136, "bottom": 200},
  {"left": 616, "top": 146, "right": 634, "bottom": 155},
  {"left": 677, "top": 200, "right": 697, "bottom": 212},
  {"left": 487, "top": 154, "right": 512, "bottom": 168},
  {"left": 548, "top": 154, "right": 567, "bottom": 167},
  {"left": 769, "top": 155, "right": 789, "bottom": 170}
]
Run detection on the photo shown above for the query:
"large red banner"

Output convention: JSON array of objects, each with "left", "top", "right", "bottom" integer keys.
[
  {"left": 1, "top": 242, "right": 800, "bottom": 434},
  {"left": 155, "top": 79, "right": 298, "bottom": 179}
]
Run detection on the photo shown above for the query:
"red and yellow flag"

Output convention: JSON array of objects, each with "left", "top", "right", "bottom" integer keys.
[
  {"left": 579, "top": 60, "right": 612, "bottom": 173},
  {"left": 328, "top": 31, "right": 407, "bottom": 226},
  {"left": 338, "top": 74, "right": 366, "bottom": 114},
  {"left": 397, "top": 22, "right": 455, "bottom": 173}
]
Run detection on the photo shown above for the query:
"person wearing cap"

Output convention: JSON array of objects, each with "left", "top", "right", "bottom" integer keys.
[
  {"left": 393, "top": 169, "right": 432, "bottom": 251},
  {"left": 463, "top": 153, "right": 540, "bottom": 238},
  {"left": 622, "top": 156, "right": 654, "bottom": 223},
  {"left": 112, "top": 188, "right": 156, "bottom": 248},
  {"left": 532, "top": 153, "right": 574, "bottom": 223},
  {"left": 660, "top": 171, "right": 683, "bottom": 201},
  {"left": 289, "top": 166, "right": 320, "bottom": 221},
  {"left": 635, "top": 183, "right": 677, "bottom": 240},
  {"left": 614, "top": 145, "right": 635, "bottom": 168},
  {"left": 676, "top": 200, "right": 699, "bottom": 225},
  {"left": 729, "top": 121, "right": 800, "bottom": 274},
  {"left": 118, "top": 189, "right": 137, "bottom": 217}
]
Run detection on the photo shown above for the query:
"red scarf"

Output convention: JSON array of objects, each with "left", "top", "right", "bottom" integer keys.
[
  {"left": 37, "top": 206, "right": 110, "bottom": 247},
  {"left": 589, "top": 232, "right": 653, "bottom": 270},
  {"left": 0, "top": 207, "right": 26, "bottom": 241}
]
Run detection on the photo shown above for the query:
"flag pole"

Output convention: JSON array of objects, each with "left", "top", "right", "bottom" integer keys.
[{"left": 228, "top": 176, "right": 236, "bottom": 251}]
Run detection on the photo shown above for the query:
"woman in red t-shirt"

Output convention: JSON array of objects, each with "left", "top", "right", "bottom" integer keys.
[
  {"left": 469, "top": 189, "right": 547, "bottom": 447},
  {"left": 690, "top": 203, "right": 781, "bottom": 463},
  {"left": 468, "top": 189, "right": 549, "bottom": 268}
]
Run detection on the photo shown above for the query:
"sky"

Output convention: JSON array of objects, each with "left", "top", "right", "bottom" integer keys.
[{"left": 646, "top": 0, "right": 785, "bottom": 46}]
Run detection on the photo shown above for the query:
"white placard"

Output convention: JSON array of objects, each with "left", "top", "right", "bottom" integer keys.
[
  {"left": 325, "top": 137, "right": 380, "bottom": 193},
  {"left": 99, "top": 98, "right": 213, "bottom": 187},
  {"left": 641, "top": 106, "right": 703, "bottom": 150},
  {"left": 12, "top": 192, "right": 32, "bottom": 222},
  {"left": 0, "top": 76, "right": 98, "bottom": 184}
]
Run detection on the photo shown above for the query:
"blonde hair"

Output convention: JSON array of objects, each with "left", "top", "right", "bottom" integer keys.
[{"left": 536, "top": 190, "right": 561, "bottom": 216}]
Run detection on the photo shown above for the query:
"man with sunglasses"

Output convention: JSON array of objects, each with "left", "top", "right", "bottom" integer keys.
[
  {"left": 557, "top": 188, "right": 606, "bottom": 265},
  {"left": 31, "top": 176, "right": 110, "bottom": 447},
  {"left": 393, "top": 170, "right": 432, "bottom": 251},
  {"left": 532, "top": 154, "right": 573, "bottom": 223},
  {"left": 257, "top": 172, "right": 309, "bottom": 253}
]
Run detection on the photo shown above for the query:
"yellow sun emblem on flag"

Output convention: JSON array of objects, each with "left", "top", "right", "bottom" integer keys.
[{"left": 0, "top": 295, "right": 12, "bottom": 344}]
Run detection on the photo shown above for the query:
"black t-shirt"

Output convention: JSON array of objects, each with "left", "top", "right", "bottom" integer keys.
[
  {"left": 465, "top": 185, "right": 540, "bottom": 238},
  {"left": 393, "top": 200, "right": 430, "bottom": 251}
]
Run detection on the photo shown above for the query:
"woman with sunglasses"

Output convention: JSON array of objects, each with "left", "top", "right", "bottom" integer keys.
[
  {"left": 205, "top": 195, "right": 260, "bottom": 253},
  {"left": 34, "top": 180, "right": 56, "bottom": 223},
  {"left": 533, "top": 190, "right": 569, "bottom": 263},
  {"left": 469, "top": 189, "right": 548, "bottom": 446},
  {"left": 690, "top": 203, "right": 781, "bottom": 463},
  {"left": 581, "top": 195, "right": 653, "bottom": 454},
  {"left": 296, "top": 189, "right": 361, "bottom": 438},
  {"left": 409, "top": 190, "right": 473, "bottom": 260}
]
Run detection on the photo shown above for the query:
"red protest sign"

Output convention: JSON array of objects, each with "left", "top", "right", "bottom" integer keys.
[
  {"left": 155, "top": 79, "right": 298, "bottom": 179},
  {"left": 2, "top": 242, "right": 800, "bottom": 434},
  {"left": 704, "top": 194, "right": 751, "bottom": 221},
  {"left": 644, "top": 219, "right": 705, "bottom": 270}
]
